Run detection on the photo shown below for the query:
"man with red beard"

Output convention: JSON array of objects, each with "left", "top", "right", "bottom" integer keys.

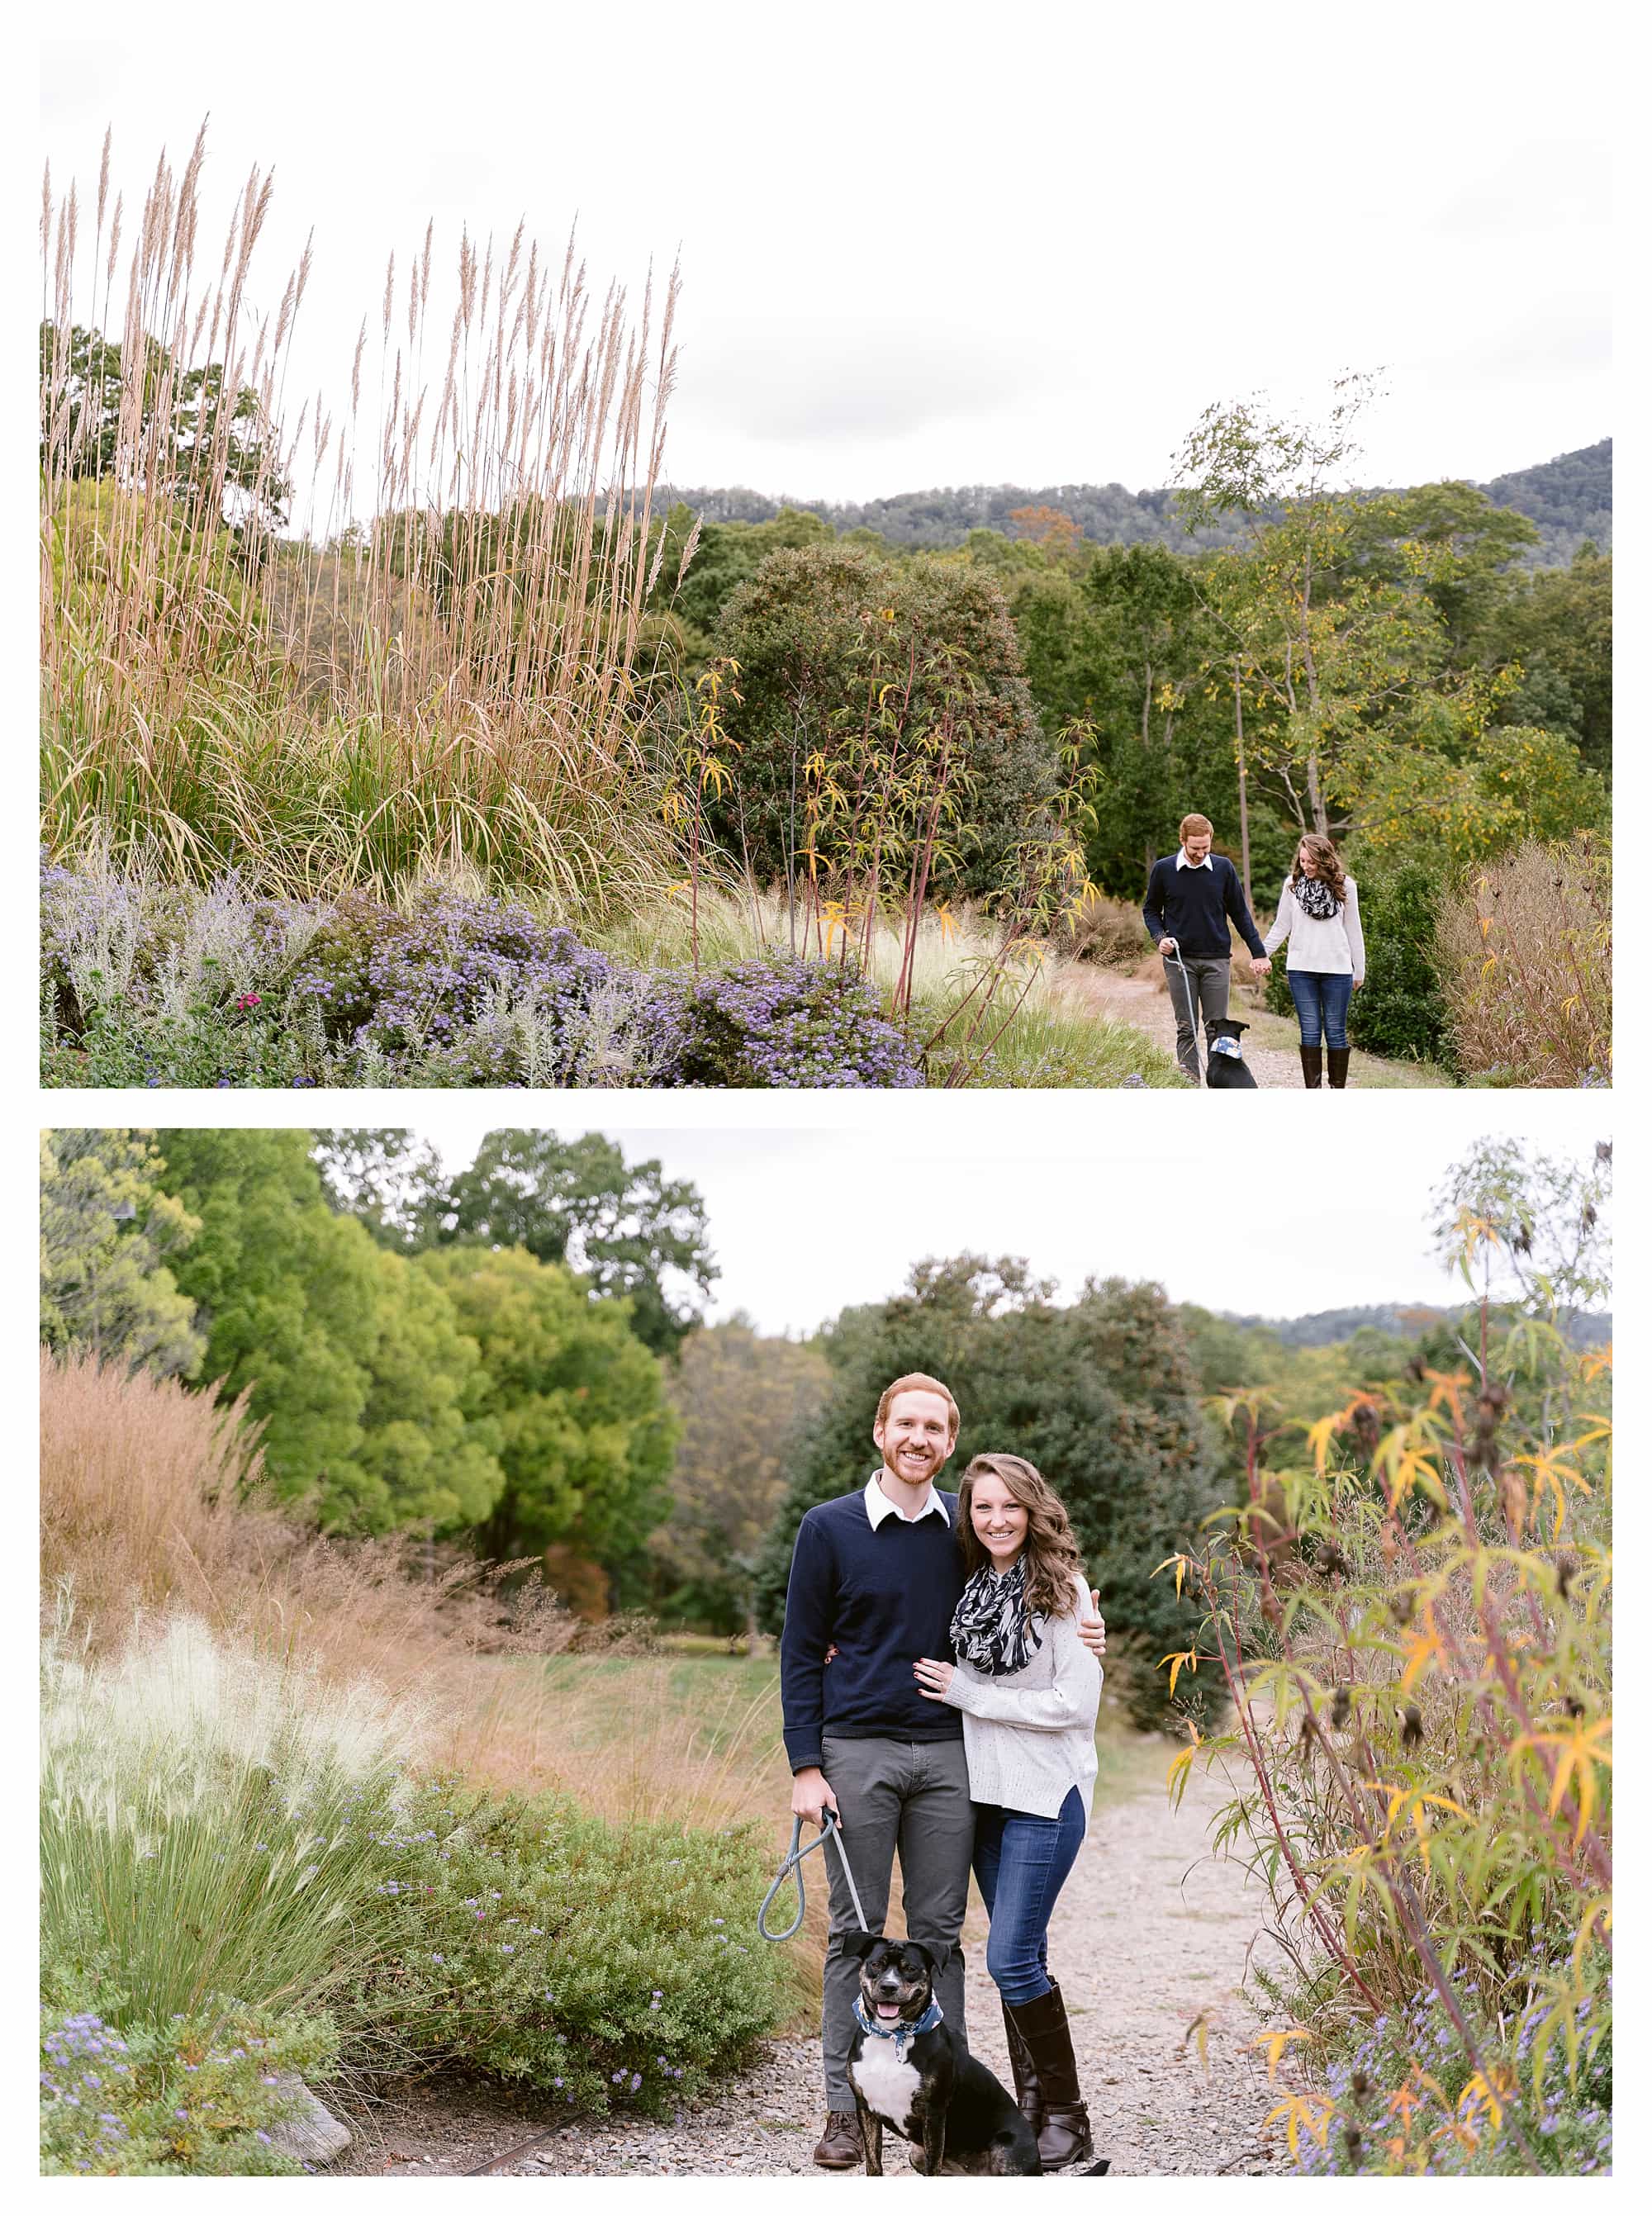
[{"left": 780, "top": 1374, "right": 1105, "bottom": 2169}]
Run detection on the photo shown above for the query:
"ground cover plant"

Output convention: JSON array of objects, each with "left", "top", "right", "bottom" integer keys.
[
  {"left": 1168, "top": 1138, "right": 1612, "bottom": 2176},
  {"left": 39, "top": 1352, "right": 803, "bottom": 2175},
  {"left": 40, "top": 857, "right": 1181, "bottom": 1089}
]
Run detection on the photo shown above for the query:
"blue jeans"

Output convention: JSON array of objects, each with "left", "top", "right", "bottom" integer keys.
[
  {"left": 1289, "top": 969, "right": 1353, "bottom": 1050},
  {"left": 972, "top": 1787, "right": 1087, "bottom": 2005}
]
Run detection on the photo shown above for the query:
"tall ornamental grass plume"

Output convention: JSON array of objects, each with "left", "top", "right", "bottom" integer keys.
[
  {"left": 1435, "top": 833, "right": 1611, "bottom": 1088},
  {"left": 40, "top": 122, "right": 681, "bottom": 909},
  {"left": 1163, "top": 1142, "right": 1612, "bottom": 2176},
  {"left": 39, "top": 1351, "right": 799, "bottom": 1830},
  {"left": 39, "top": 1347, "right": 260, "bottom": 1625},
  {"left": 40, "top": 1605, "right": 424, "bottom": 2027}
]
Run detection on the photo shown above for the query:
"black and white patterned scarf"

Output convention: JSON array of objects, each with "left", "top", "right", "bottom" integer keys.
[
  {"left": 1294, "top": 874, "right": 1341, "bottom": 921},
  {"left": 949, "top": 1559, "right": 1042, "bottom": 1677}
]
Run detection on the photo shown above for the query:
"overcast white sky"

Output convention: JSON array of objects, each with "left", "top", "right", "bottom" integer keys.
[
  {"left": 319, "top": 1095, "right": 1611, "bottom": 1336},
  {"left": 38, "top": 2, "right": 1613, "bottom": 508}
]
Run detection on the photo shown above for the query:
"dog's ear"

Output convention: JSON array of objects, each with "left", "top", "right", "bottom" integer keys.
[
  {"left": 842, "top": 1930, "right": 883, "bottom": 1962},
  {"left": 904, "top": 1940, "right": 939, "bottom": 1976}
]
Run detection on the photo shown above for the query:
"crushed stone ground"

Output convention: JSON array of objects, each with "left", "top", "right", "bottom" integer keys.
[{"left": 334, "top": 1755, "right": 1290, "bottom": 2179}]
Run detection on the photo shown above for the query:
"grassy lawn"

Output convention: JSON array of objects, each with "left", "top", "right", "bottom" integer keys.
[{"left": 547, "top": 1649, "right": 1164, "bottom": 1812}]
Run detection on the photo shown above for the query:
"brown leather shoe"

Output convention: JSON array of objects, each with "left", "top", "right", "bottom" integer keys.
[
  {"left": 813, "top": 2110, "right": 862, "bottom": 2171},
  {"left": 1005, "top": 1982, "right": 1098, "bottom": 2173}
]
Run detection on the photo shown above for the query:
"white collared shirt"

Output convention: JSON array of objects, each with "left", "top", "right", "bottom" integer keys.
[
  {"left": 1175, "top": 850, "right": 1214, "bottom": 871},
  {"left": 863, "top": 1471, "right": 950, "bottom": 1529}
]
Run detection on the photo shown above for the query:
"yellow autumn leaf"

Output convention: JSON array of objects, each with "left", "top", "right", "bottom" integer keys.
[{"left": 1252, "top": 2027, "right": 1313, "bottom": 2083}]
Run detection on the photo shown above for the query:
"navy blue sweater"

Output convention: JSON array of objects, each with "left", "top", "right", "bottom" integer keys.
[
  {"left": 1142, "top": 854, "right": 1265, "bottom": 959},
  {"left": 780, "top": 1484, "right": 966, "bottom": 1773}
]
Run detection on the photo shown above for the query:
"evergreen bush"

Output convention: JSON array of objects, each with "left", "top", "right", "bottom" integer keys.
[{"left": 342, "top": 1784, "right": 787, "bottom": 2112}]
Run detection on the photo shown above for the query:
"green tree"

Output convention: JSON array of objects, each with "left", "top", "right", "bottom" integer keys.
[
  {"left": 649, "top": 1318, "right": 831, "bottom": 1635},
  {"left": 39, "top": 1128, "right": 206, "bottom": 1378},
  {"left": 316, "top": 1129, "right": 716, "bottom": 1359},
  {"left": 155, "top": 1130, "right": 502, "bottom": 1532},
  {"left": 648, "top": 503, "right": 839, "bottom": 660},
  {"left": 708, "top": 543, "right": 1058, "bottom": 898},
  {"left": 752, "top": 1255, "right": 1222, "bottom": 1727},
  {"left": 39, "top": 322, "right": 292, "bottom": 533},
  {"left": 1481, "top": 548, "right": 1613, "bottom": 777},
  {"left": 312, "top": 1130, "right": 448, "bottom": 1249},
  {"left": 414, "top": 1246, "right": 678, "bottom": 1589}
]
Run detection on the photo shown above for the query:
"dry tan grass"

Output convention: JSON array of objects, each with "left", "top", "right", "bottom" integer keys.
[
  {"left": 1435, "top": 834, "right": 1611, "bottom": 1085},
  {"left": 38, "top": 1350, "right": 796, "bottom": 1834}
]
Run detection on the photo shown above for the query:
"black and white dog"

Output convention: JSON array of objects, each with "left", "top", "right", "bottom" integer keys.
[
  {"left": 1203, "top": 1017, "right": 1259, "bottom": 1089},
  {"left": 844, "top": 1934, "right": 1042, "bottom": 2176}
]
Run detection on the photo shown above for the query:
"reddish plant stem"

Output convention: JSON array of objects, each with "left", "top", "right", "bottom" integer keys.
[{"left": 1199, "top": 1558, "right": 1383, "bottom": 2010}]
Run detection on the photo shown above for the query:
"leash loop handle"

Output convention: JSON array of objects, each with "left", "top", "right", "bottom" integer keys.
[{"left": 758, "top": 1807, "right": 871, "bottom": 1943}]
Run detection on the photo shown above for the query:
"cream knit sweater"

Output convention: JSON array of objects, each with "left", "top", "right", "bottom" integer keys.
[
  {"left": 942, "top": 1573, "right": 1102, "bottom": 1820},
  {"left": 1262, "top": 875, "right": 1365, "bottom": 982}
]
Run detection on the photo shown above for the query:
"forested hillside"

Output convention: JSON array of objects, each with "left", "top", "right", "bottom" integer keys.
[
  {"left": 652, "top": 439, "right": 1610, "bottom": 567},
  {"left": 1218, "top": 1301, "right": 1613, "bottom": 1348}
]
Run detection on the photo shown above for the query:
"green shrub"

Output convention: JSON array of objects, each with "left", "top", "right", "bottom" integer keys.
[
  {"left": 1263, "top": 862, "right": 1452, "bottom": 1066},
  {"left": 40, "top": 1971, "right": 335, "bottom": 2177},
  {"left": 708, "top": 544, "right": 1057, "bottom": 898},
  {"left": 343, "top": 1782, "right": 789, "bottom": 2112}
]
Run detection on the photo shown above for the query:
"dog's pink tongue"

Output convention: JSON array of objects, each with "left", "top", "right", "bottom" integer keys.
[{"left": 876, "top": 2004, "right": 902, "bottom": 2021}]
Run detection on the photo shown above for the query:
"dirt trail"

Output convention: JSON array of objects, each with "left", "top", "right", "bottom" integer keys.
[
  {"left": 1066, "top": 966, "right": 1303, "bottom": 1089},
  {"left": 335, "top": 1757, "right": 1289, "bottom": 2180}
]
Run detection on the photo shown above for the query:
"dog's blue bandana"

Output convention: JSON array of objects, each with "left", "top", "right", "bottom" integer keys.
[
  {"left": 854, "top": 1996, "right": 943, "bottom": 2059},
  {"left": 1209, "top": 1032, "right": 1244, "bottom": 1059}
]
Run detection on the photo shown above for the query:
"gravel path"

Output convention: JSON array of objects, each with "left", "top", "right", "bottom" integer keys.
[
  {"left": 334, "top": 1753, "right": 1289, "bottom": 2180},
  {"left": 1065, "top": 967, "right": 1302, "bottom": 1090}
]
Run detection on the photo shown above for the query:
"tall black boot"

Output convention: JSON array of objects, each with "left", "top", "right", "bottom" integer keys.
[
  {"left": 1327, "top": 1047, "right": 1351, "bottom": 1089},
  {"left": 1000, "top": 1999, "right": 1044, "bottom": 2133},
  {"left": 1298, "top": 1044, "right": 1323, "bottom": 1088},
  {"left": 1006, "top": 1982, "right": 1097, "bottom": 2172}
]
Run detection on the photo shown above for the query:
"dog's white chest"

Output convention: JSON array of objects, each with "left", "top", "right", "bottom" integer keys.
[{"left": 852, "top": 2040, "right": 923, "bottom": 2133}]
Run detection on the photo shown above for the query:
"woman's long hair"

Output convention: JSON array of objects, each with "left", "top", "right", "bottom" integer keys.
[
  {"left": 1291, "top": 832, "right": 1346, "bottom": 903},
  {"left": 957, "top": 1454, "right": 1086, "bottom": 1620}
]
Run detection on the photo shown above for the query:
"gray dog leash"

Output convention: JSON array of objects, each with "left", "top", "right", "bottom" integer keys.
[
  {"left": 1166, "top": 942, "right": 1204, "bottom": 1086},
  {"left": 758, "top": 1808, "right": 870, "bottom": 1943}
]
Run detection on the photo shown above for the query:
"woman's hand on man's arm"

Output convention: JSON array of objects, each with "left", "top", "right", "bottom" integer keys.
[{"left": 1079, "top": 1595, "right": 1106, "bottom": 1658}]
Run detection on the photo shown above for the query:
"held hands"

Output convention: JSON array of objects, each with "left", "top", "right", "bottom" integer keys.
[
  {"left": 791, "top": 1766, "right": 839, "bottom": 1825},
  {"left": 1251, "top": 956, "right": 1272, "bottom": 979},
  {"left": 1080, "top": 1593, "right": 1107, "bottom": 1659},
  {"left": 913, "top": 1658, "right": 954, "bottom": 1701}
]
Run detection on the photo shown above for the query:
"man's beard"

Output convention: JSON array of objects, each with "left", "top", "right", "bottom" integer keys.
[{"left": 884, "top": 1445, "right": 936, "bottom": 1485}]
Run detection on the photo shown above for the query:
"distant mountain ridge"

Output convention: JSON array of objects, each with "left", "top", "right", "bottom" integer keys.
[
  {"left": 1219, "top": 1301, "right": 1612, "bottom": 1350},
  {"left": 653, "top": 439, "right": 1610, "bottom": 568}
]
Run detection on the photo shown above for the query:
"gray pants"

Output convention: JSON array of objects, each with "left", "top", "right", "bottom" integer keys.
[
  {"left": 819, "top": 1734, "right": 975, "bottom": 2112},
  {"left": 1164, "top": 952, "right": 1230, "bottom": 1083}
]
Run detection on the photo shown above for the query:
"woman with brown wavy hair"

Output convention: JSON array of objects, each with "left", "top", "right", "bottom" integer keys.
[
  {"left": 913, "top": 1454, "right": 1105, "bottom": 2173},
  {"left": 1260, "top": 830, "right": 1366, "bottom": 1088}
]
